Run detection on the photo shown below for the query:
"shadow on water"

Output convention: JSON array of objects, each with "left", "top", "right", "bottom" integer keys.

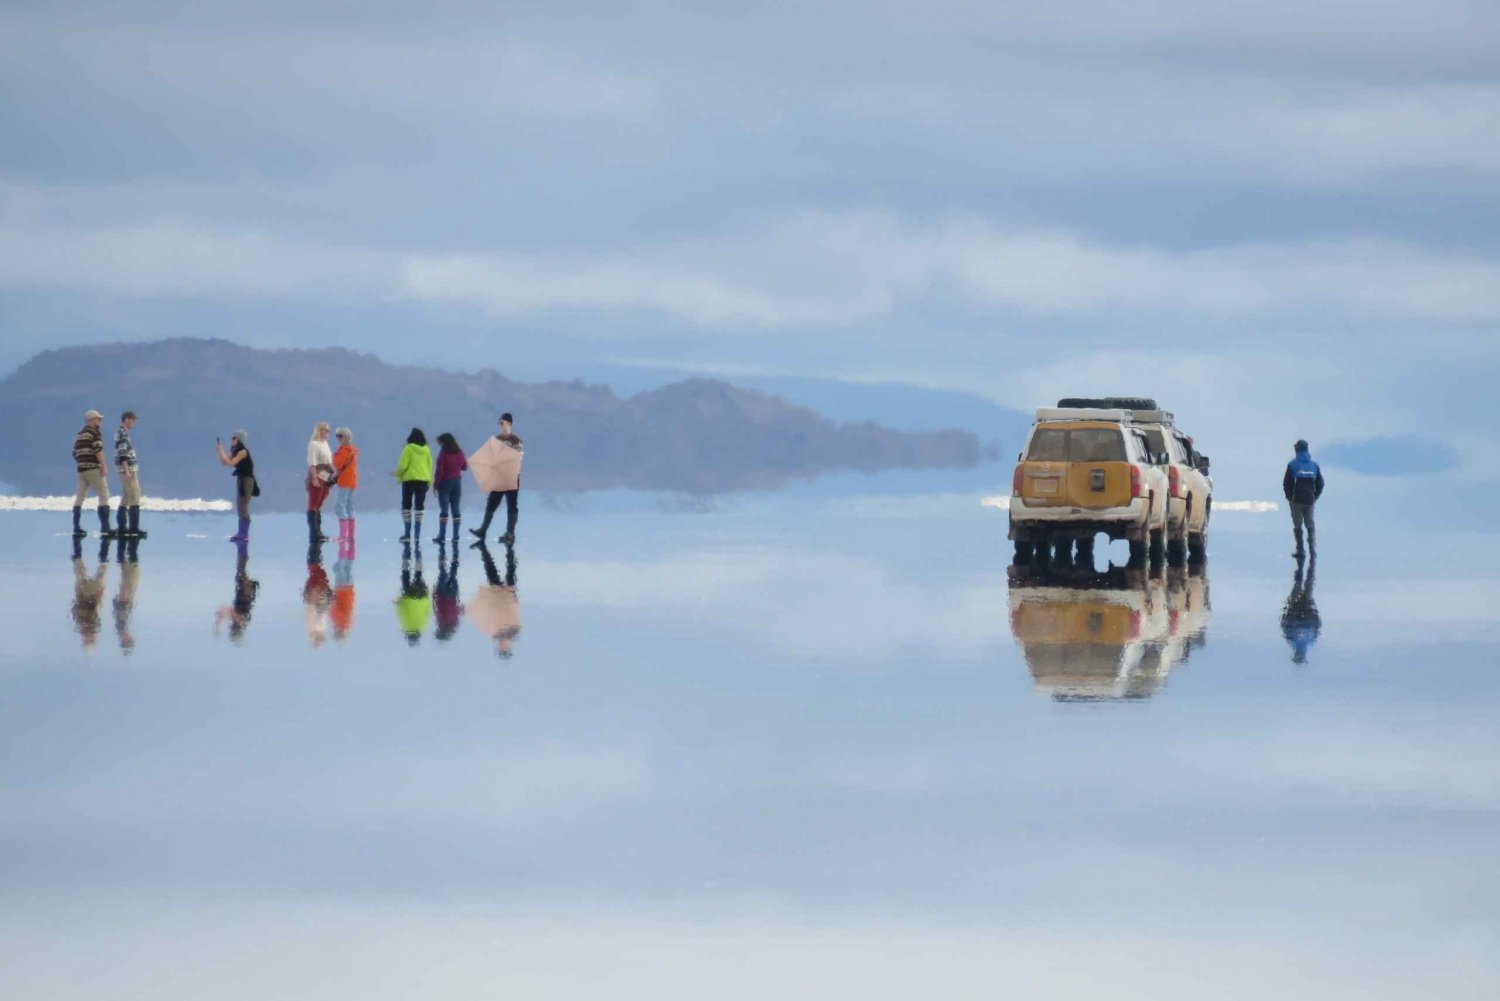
[
  {"left": 1007, "top": 555, "right": 1211, "bottom": 702},
  {"left": 1280, "top": 555, "right": 1321, "bottom": 665}
]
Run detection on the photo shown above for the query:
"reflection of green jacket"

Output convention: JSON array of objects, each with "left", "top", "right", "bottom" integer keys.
[
  {"left": 395, "top": 593, "right": 432, "bottom": 636},
  {"left": 396, "top": 444, "right": 433, "bottom": 483}
]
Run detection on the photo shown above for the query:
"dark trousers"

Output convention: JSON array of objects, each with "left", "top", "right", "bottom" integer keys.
[
  {"left": 479, "top": 489, "right": 518, "bottom": 536},
  {"left": 1291, "top": 502, "right": 1316, "bottom": 553},
  {"left": 401, "top": 480, "right": 428, "bottom": 513}
]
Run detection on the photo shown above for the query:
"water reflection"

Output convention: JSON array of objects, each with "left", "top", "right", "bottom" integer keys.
[
  {"left": 331, "top": 532, "right": 357, "bottom": 644},
  {"left": 69, "top": 538, "right": 111, "bottom": 651},
  {"left": 214, "top": 541, "right": 259, "bottom": 644},
  {"left": 303, "top": 540, "right": 332, "bottom": 648},
  {"left": 470, "top": 542, "right": 522, "bottom": 658},
  {"left": 112, "top": 538, "right": 140, "bottom": 655},
  {"left": 433, "top": 542, "right": 465, "bottom": 642},
  {"left": 1280, "top": 556, "right": 1322, "bottom": 665},
  {"left": 395, "top": 542, "right": 431, "bottom": 645},
  {"left": 1008, "top": 561, "right": 1211, "bottom": 701}
]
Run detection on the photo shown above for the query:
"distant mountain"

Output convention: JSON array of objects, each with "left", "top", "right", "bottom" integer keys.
[{"left": 0, "top": 339, "right": 986, "bottom": 508}]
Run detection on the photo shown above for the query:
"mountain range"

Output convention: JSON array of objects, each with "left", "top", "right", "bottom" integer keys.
[{"left": 0, "top": 339, "right": 995, "bottom": 508}]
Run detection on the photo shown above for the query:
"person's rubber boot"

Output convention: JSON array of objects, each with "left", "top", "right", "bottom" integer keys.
[
  {"left": 116, "top": 504, "right": 129, "bottom": 537},
  {"left": 452, "top": 518, "right": 461, "bottom": 545},
  {"left": 398, "top": 510, "right": 412, "bottom": 543},
  {"left": 433, "top": 517, "right": 447, "bottom": 544},
  {"left": 98, "top": 505, "right": 116, "bottom": 538},
  {"left": 314, "top": 511, "right": 330, "bottom": 542},
  {"left": 72, "top": 506, "right": 86, "bottom": 538},
  {"left": 414, "top": 511, "right": 424, "bottom": 544},
  {"left": 129, "top": 506, "right": 147, "bottom": 539},
  {"left": 229, "top": 517, "right": 249, "bottom": 543}
]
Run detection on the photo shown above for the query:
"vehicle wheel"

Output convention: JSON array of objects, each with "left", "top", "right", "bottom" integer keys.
[
  {"left": 1056, "top": 396, "right": 1158, "bottom": 411},
  {"left": 1149, "top": 526, "right": 1166, "bottom": 564},
  {"left": 1076, "top": 535, "right": 1095, "bottom": 566},
  {"left": 1188, "top": 533, "right": 1206, "bottom": 562},
  {"left": 1014, "top": 539, "right": 1033, "bottom": 563},
  {"left": 1053, "top": 537, "right": 1073, "bottom": 563},
  {"left": 1127, "top": 536, "right": 1148, "bottom": 567}
]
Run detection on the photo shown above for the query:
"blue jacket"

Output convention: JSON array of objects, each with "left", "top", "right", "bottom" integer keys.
[{"left": 1283, "top": 449, "right": 1324, "bottom": 504}]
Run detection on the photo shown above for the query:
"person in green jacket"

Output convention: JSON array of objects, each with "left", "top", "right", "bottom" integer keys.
[
  {"left": 395, "top": 542, "right": 431, "bottom": 645},
  {"left": 392, "top": 427, "right": 434, "bottom": 543}
]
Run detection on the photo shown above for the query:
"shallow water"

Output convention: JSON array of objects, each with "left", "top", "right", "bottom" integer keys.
[{"left": 2, "top": 482, "right": 1497, "bottom": 999}]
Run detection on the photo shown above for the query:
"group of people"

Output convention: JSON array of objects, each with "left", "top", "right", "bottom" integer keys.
[
  {"left": 69, "top": 409, "right": 147, "bottom": 539},
  {"left": 70, "top": 408, "right": 526, "bottom": 547}
]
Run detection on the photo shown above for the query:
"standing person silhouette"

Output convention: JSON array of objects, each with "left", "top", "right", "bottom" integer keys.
[
  {"left": 114, "top": 410, "right": 147, "bottom": 538},
  {"left": 394, "top": 428, "right": 433, "bottom": 543},
  {"left": 471, "top": 413, "right": 524, "bottom": 545},
  {"left": 217, "top": 431, "right": 258, "bottom": 543},
  {"left": 331, "top": 427, "right": 359, "bottom": 540},
  {"left": 306, "top": 421, "right": 335, "bottom": 543},
  {"left": 1282, "top": 439, "right": 1325, "bottom": 559},
  {"left": 71, "top": 409, "right": 113, "bottom": 539}
]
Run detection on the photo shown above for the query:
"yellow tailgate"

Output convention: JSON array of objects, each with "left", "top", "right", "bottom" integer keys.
[
  {"left": 1020, "top": 422, "right": 1133, "bottom": 508},
  {"left": 1012, "top": 601, "right": 1135, "bottom": 644}
]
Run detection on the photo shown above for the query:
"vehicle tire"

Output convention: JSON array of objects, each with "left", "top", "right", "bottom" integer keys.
[
  {"left": 1188, "top": 533, "right": 1206, "bottom": 562},
  {"left": 1168, "top": 499, "right": 1190, "bottom": 565},
  {"left": 1127, "top": 536, "right": 1148, "bottom": 567},
  {"left": 1076, "top": 535, "right": 1095, "bottom": 566},
  {"left": 1056, "top": 396, "right": 1158, "bottom": 411},
  {"left": 1053, "top": 537, "right": 1073, "bottom": 563},
  {"left": 1149, "top": 526, "right": 1165, "bottom": 564},
  {"left": 1014, "top": 539, "right": 1034, "bottom": 563}
]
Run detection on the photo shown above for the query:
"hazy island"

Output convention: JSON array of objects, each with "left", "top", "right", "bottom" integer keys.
[{"left": 0, "top": 339, "right": 991, "bottom": 508}]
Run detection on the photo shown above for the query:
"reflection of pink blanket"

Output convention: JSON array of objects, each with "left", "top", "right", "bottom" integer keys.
[{"left": 468, "top": 437, "right": 523, "bottom": 493}]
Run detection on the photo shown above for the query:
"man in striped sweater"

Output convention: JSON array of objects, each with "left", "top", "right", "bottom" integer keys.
[{"left": 71, "top": 409, "right": 114, "bottom": 538}]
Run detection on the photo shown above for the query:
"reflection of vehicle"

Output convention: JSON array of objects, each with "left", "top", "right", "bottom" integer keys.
[
  {"left": 1009, "top": 408, "right": 1170, "bottom": 565},
  {"left": 1007, "top": 561, "right": 1210, "bottom": 701}
]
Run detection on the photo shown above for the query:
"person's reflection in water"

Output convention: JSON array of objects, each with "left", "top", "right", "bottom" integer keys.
[
  {"left": 70, "top": 538, "right": 110, "bottom": 651},
  {"left": 471, "top": 542, "right": 522, "bottom": 659},
  {"left": 395, "top": 541, "right": 431, "bottom": 645},
  {"left": 330, "top": 531, "right": 357, "bottom": 644},
  {"left": 1280, "top": 555, "right": 1322, "bottom": 665},
  {"left": 214, "top": 541, "right": 259, "bottom": 643},
  {"left": 433, "top": 542, "right": 465, "bottom": 642},
  {"left": 303, "top": 540, "right": 332, "bottom": 649},
  {"left": 112, "top": 537, "right": 140, "bottom": 655}
]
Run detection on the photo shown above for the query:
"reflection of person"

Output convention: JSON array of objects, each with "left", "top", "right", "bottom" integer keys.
[
  {"left": 214, "top": 542, "right": 259, "bottom": 643},
  {"left": 471, "top": 413, "right": 523, "bottom": 545},
  {"left": 331, "top": 542, "right": 356, "bottom": 644},
  {"left": 395, "top": 542, "right": 431, "bottom": 645},
  {"left": 303, "top": 540, "right": 332, "bottom": 648},
  {"left": 394, "top": 428, "right": 434, "bottom": 543},
  {"left": 433, "top": 546, "right": 464, "bottom": 642},
  {"left": 472, "top": 542, "right": 521, "bottom": 658},
  {"left": 70, "top": 538, "right": 110, "bottom": 650},
  {"left": 1283, "top": 439, "right": 1325, "bottom": 559},
  {"left": 216, "top": 430, "right": 258, "bottom": 543},
  {"left": 432, "top": 433, "right": 468, "bottom": 545},
  {"left": 332, "top": 427, "right": 359, "bottom": 538},
  {"left": 1280, "top": 557, "right": 1321, "bottom": 665},
  {"left": 112, "top": 537, "right": 140, "bottom": 654},
  {"left": 71, "top": 409, "right": 114, "bottom": 539},
  {"left": 114, "top": 410, "right": 148, "bottom": 538},
  {"left": 306, "top": 421, "right": 335, "bottom": 543}
]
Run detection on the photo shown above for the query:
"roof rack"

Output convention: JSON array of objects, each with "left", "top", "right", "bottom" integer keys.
[{"left": 1034, "top": 407, "right": 1175, "bottom": 425}]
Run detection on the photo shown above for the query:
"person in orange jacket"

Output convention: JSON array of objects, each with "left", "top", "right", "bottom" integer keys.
[{"left": 332, "top": 427, "right": 360, "bottom": 539}]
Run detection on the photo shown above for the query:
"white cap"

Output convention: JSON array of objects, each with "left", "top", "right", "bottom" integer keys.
[{"left": 84, "top": 409, "right": 102, "bottom": 421}]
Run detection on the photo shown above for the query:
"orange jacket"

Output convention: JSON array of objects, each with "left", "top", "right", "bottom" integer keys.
[{"left": 333, "top": 444, "right": 359, "bottom": 488}]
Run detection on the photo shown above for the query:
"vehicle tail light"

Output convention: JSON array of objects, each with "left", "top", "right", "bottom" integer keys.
[
  {"left": 1013, "top": 464, "right": 1024, "bottom": 496},
  {"left": 1168, "top": 466, "right": 1180, "bottom": 498},
  {"left": 1130, "top": 465, "right": 1143, "bottom": 498},
  {"left": 1128, "top": 610, "right": 1141, "bottom": 639}
]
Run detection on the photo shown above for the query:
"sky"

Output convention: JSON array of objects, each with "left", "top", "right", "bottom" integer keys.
[{"left": 1, "top": 0, "right": 1496, "bottom": 480}]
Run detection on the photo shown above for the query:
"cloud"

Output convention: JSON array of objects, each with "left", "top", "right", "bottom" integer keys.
[
  {"left": 9, "top": 195, "right": 1500, "bottom": 330},
  {"left": 1321, "top": 435, "right": 1463, "bottom": 476}
]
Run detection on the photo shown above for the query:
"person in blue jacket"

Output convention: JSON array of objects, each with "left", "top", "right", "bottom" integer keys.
[
  {"left": 1282, "top": 439, "right": 1325, "bottom": 559},
  {"left": 1280, "top": 557, "right": 1321, "bottom": 665}
]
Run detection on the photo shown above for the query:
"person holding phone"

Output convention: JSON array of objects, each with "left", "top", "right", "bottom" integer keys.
[{"left": 217, "top": 430, "right": 258, "bottom": 542}]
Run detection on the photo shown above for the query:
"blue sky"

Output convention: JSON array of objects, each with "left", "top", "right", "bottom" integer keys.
[{"left": 2, "top": 0, "right": 1496, "bottom": 480}]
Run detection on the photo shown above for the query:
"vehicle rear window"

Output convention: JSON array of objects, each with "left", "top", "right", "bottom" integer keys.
[
  {"left": 1027, "top": 429, "right": 1068, "bottom": 461},
  {"left": 1070, "top": 429, "right": 1126, "bottom": 461},
  {"left": 1026, "top": 428, "right": 1126, "bottom": 462}
]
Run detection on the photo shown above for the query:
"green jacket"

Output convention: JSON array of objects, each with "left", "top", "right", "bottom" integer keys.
[
  {"left": 395, "top": 593, "right": 432, "bottom": 637},
  {"left": 395, "top": 443, "right": 434, "bottom": 483}
]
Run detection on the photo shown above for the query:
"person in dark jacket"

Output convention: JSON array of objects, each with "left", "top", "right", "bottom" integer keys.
[
  {"left": 1282, "top": 439, "right": 1325, "bottom": 559},
  {"left": 471, "top": 413, "right": 523, "bottom": 545}
]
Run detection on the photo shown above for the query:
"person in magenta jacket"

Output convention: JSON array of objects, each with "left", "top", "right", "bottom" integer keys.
[{"left": 432, "top": 432, "right": 468, "bottom": 544}]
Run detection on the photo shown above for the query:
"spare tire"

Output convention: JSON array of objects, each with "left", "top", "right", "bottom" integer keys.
[{"left": 1057, "top": 396, "right": 1158, "bottom": 411}]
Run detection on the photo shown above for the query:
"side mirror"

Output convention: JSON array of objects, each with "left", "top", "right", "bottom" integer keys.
[
  {"left": 1195, "top": 456, "right": 1210, "bottom": 473},
  {"left": 1157, "top": 451, "right": 1171, "bottom": 466},
  {"left": 1017, "top": 452, "right": 1023, "bottom": 462}
]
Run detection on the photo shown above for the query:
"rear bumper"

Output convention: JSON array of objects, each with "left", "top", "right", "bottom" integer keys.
[{"left": 1008, "top": 498, "right": 1151, "bottom": 540}]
